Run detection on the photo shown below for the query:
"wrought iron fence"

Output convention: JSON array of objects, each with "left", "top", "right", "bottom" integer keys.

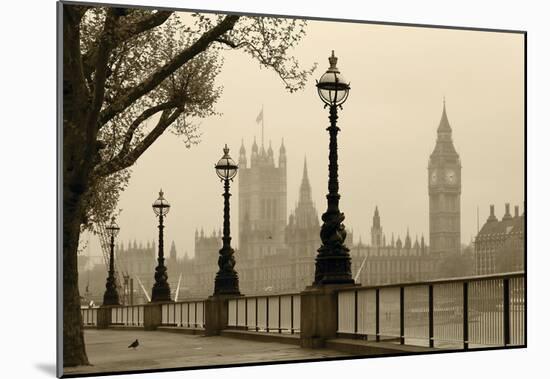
[
  {"left": 160, "top": 301, "right": 205, "bottom": 328},
  {"left": 227, "top": 294, "right": 301, "bottom": 333},
  {"left": 81, "top": 307, "right": 98, "bottom": 326},
  {"left": 110, "top": 304, "right": 145, "bottom": 326},
  {"left": 336, "top": 272, "right": 525, "bottom": 348}
]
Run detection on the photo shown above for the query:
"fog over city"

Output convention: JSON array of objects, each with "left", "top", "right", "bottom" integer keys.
[{"left": 82, "top": 17, "right": 523, "bottom": 259}]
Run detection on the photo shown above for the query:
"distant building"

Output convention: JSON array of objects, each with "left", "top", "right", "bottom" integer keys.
[
  {"left": 176, "top": 136, "right": 439, "bottom": 297},
  {"left": 237, "top": 139, "right": 289, "bottom": 293},
  {"left": 190, "top": 228, "right": 221, "bottom": 295},
  {"left": 285, "top": 158, "right": 320, "bottom": 291},
  {"left": 428, "top": 102, "right": 462, "bottom": 257},
  {"left": 350, "top": 208, "right": 437, "bottom": 285},
  {"left": 238, "top": 138, "right": 287, "bottom": 261},
  {"left": 116, "top": 240, "right": 156, "bottom": 303},
  {"left": 474, "top": 204, "right": 524, "bottom": 275},
  {"left": 104, "top": 103, "right": 484, "bottom": 299}
]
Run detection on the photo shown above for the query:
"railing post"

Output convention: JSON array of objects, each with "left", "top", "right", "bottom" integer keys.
[
  {"left": 291, "top": 295, "right": 294, "bottom": 334},
  {"left": 97, "top": 306, "right": 112, "bottom": 329},
  {"left": 143, "top": 303, "right": 162, "bottom": 331},
  {"left": 255, "top": 297, "right": 259, "bottom": 332},
  {"left": 235, "top": 299, "right": 238, "bottom": 328},
  {"left": 376, "top": 288, "right": 380, "bottom": 342},
  {"left": 428, "top": 285, "right": 434, "bottom": 348},
  {"left": 400, "top": 287, "right": 405, "bottom": 345},
  {"left": 503, "top": 278, "right": 510, "bottom": 346},
  {"left": 463, "top": 282, "right": 469, "bottom": 349},
  {"left": 278, "top": 296, "right": 282, "bottom": 333},
  {"left": 195, "top": 301, "right": 199, "bottom": 328},
  {"left": 245, "top": 298, "right": 248, "bottom": 329},
  {"left": 187, "top": 303, "right": 190, "bottom": 328},
  {"left": 354, "top": 290, "right": 358, "bottom": 337},
  {"left": 266, "top": 297, "right": 270, "bottom": 332},
  {"left": 205, "top": 295, "right": 239, "bottom": 336}
]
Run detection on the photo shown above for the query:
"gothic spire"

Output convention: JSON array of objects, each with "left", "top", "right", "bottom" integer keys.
[
  {"left": 438, "top": 98, "right": 452, "bottom": 134},
  {"left": 169, "top": 241, "right": 177, "bottom": 260},
  {"left": 239, "top": 138, "right": 246, "bottom": 154},
  {"left": 299, "top": 156, "right": 312, "bottom": 203},
  {"left": 404, "top": 228, "right": 411, "bottom": 249},
  {"left": 431, "top": 99, "right": 459, "bottom": 159},
  {"left": 373, "top": 206, "right": 380, "bottom": 228},
  {"left": 278, "top": 138, "right": 287, "bottom": 168},
  {"left": 279, "top": 138, "right": 286, "bottom": 153}
]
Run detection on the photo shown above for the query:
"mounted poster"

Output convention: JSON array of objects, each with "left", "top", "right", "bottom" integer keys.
[{"left": 58, "top": 1, "right": 526, "bottom": 377}]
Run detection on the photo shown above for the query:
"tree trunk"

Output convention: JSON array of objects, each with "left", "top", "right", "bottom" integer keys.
[
  {"left": 62, "top": 7, "right": 95, "bottom": 366},
  {"left": 63, "top": 116, "right": 95, "bottom": 366},
  {"left": 63, "top": 187, "right": 89, "bottom": 367}
]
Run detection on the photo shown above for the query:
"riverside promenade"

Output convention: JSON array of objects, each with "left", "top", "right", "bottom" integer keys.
[{"left": 63, "top": 329, "right": 350, "bottom": 376}]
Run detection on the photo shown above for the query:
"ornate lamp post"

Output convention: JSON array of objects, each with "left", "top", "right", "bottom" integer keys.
[
  {"left": 103, "top": 216, "right": 121, "bottom": 305},
  {"left": 314, "top": 50, "right": 354, "bottom": 285},
  {"left": 151, "top": 189, "right": 172, "bottom": 302},
  {"left": 213, "top": 144, "right": 240, "bottom": 295}
]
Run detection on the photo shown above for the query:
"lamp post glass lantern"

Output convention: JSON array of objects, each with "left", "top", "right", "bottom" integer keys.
[
  {"left": 151, "top": 189, "right": 172, "bottom": 302},
  {"left": 314, "top": 50, "right": 355, "bottom": 285},
  {"left": 103, "top": 216, "right": 121, "bottom": 305},
  {"left": 213, "top": 144, "right": 240, "bottom": 295}
]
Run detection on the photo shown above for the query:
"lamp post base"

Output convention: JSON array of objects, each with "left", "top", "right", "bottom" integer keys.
[
  {"left": 102, "top": 289, "right": 120, "bottom": 306},
  {"left": 214, "top": 273, "right": 241, "bottom": 296},
  {"left": 102, "top": 272, "right": 120, "bottom": 305},
  {"left": 314, "top": 251, "right": 354, "bottom": 285},
  {"left": 151, "top": 284, "right": 172, "bottom": 303}
]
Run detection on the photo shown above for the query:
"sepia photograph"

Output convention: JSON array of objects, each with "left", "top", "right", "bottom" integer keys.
[{"left": 58, "top": 1, "right": 525, "bottom": 377}]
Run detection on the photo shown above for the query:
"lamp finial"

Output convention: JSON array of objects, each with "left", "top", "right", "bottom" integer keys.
[{"left": 328, "top": 50, "right": 338, "bottom": 70}]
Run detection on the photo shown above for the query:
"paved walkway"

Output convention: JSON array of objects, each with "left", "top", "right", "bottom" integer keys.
[{"left": 63, "top": 329, "right": 350, "bottom": 376}]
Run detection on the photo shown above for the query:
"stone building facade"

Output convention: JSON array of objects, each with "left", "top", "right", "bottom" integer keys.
[
  {"left": 350, "top": 209, "right": 437, "bottom": 285},
  {"left": 474, "top": 203, "right": 525, "bottom": 275}
]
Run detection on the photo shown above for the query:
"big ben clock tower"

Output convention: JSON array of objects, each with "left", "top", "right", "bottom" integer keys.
[{"left": 428, "top": 101, "right": 461, "bottom": 257}]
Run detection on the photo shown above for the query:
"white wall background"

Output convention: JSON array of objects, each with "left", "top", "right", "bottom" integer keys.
[{"left": 0, "top": 0, "right": 546, "bottom": 378}]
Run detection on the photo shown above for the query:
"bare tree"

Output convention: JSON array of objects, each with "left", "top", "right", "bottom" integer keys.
[{"left": 62, "top": 5, "right": 315, "bottom": 366}]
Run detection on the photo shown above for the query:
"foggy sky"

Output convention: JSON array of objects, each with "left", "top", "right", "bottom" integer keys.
[{"left": 84, "top": 16, "right": 524, "bottom": 260}]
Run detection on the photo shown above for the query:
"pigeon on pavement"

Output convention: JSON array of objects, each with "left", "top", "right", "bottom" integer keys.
[{"left": 128, "top": 339, "right": 139, "bottom": 349}]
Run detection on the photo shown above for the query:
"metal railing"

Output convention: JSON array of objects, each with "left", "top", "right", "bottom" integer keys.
[
  {"left": 81, "top": 307, "right": 98, "bottom": 326},
  {"left": 110, "top": 305, "right": 145, "bottom": 326},
  {"left": 161, "top": 301, "right": 205, "bottom": 328},
  {"left": 336, "top": 272, "right": 525, "bottom": 348},
  {"left": 227, "top": 294, "right": 301, "bottom": 333}
]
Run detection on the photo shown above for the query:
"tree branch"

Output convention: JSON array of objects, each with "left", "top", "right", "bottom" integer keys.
[
  {"left": 118, "top": 100, "right": 178, "bottom": 156},
  {"left": 214, "top": 37, "right": 246, "bottom": 49},
  {"left": 63, "top": 5, "right": 91, "bottom": 121},
  {"left": 86, "top": 8, "right": 121, "bottom": 139},
  {"left": 94, "top": 106, "right": 184, "bottom": 177},
  {"left": 117, "top": 11, "right": 173, "bottom": 42},
  {"left": 82, "top": 11, "right": 173, "bottom": 79},
  {"left": 98, "top": 14, "right": 240, "bottom": 127}
]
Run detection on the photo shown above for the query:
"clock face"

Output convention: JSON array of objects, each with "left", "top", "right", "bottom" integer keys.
[
  {"left": 430, "top": 171, "right": 437, "bottom": 184},
  {"left": 445, "top": 169, "right": 456, "bottom": 184}
]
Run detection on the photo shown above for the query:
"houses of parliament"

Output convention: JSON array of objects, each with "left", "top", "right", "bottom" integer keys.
[{"left": 112, "top": 103, "right": 491, "bottom": 301}]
